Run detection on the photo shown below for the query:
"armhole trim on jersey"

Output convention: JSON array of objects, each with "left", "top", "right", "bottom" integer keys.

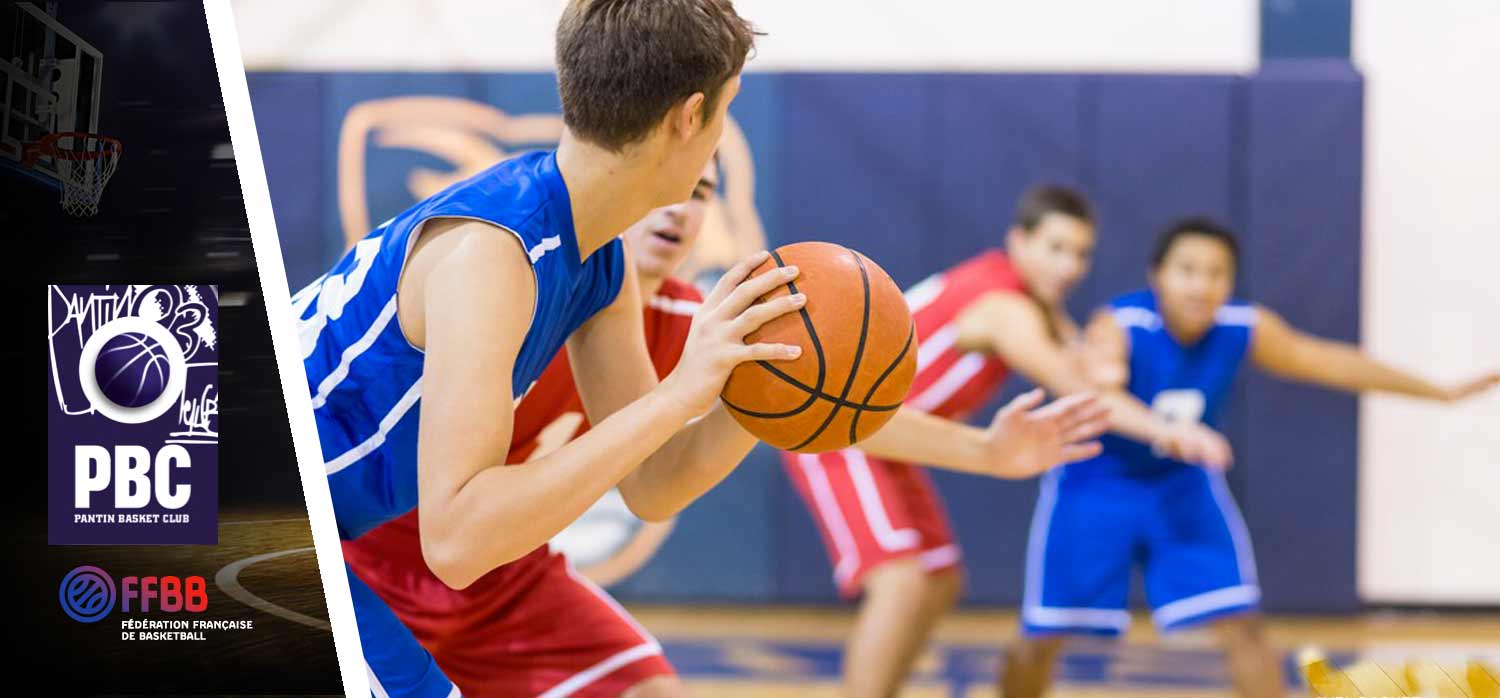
[{"left": 392, "top": 215, "right": 541, "bottom": 356}]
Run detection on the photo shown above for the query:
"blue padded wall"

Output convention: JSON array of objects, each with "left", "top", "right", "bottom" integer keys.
[{"left": 249, "top": 64, "right": 1363, "bottom": 612}]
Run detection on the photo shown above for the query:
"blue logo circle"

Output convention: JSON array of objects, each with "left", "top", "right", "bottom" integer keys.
[
  {"left": 93, "top": 331, "right": 172, "bottom": 408},
  {"left": 60, "top": 566, "right": 116, "bottom": 623}
]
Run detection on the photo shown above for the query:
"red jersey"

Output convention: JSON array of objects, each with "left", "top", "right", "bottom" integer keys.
[
  {"left": 343, "top": 277, "right": 701, "bottom": 580},
  {"left": 903, "top": 249, "right": 1024, "bottom": 418}
]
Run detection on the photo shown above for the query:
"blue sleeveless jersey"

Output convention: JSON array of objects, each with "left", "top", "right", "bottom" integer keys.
[
  {"left": 292, "top": 150, "right": 626, "bottom": 539},
  {"left": 1078, "top": 289, "right": 1256, "bottom": 475}
]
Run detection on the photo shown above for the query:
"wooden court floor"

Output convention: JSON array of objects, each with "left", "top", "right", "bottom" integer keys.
[
  {"left": 629, "top": 605, "right": 1500, "bottom": 697},
  {"left": 194, "top": 511, "right": 1497, "bottom": 697}
]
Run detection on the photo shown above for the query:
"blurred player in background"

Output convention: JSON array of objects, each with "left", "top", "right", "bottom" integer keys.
[
  {"left": 1002, "top": 217, "right": 1500, "bottom": 698},
  {"left": 784, "top": 187, "right": 1222, "bottom": 697}
]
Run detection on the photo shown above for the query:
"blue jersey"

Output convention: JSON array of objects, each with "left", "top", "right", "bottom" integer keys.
[
  {"left": 1080, "top": 289, "right": 1257, "bottom": 476},
  {"left": 293, "top": 150, "right": 626, "bottom": 540}
]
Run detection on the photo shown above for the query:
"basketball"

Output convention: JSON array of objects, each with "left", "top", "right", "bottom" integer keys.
[
  {"left": 94, "top": 330, "right": 171, "bottom": 408},
  {"left": 721, "top": 242, "right": 917, "bottom": 453}
]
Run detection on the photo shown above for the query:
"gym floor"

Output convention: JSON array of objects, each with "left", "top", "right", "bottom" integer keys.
[
  {"left": 631, "top": 606, "right": 1500, "bottom": 697},
  {"left": 201, "top": 512, "right": 1499, "bottom": 697}
]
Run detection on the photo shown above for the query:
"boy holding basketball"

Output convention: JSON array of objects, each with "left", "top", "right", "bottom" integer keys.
[
  {"left": 783, "top": 186, "right": 1224, "bottom": 697},
  {"left": 1001, "top": 218, "right": 1498, "bottom": 698},
  {"left": 294, "top": 3, "right": 804, "bottom": 695}
]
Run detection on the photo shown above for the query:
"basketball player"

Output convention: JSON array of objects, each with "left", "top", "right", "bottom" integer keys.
[
  {"left": 1001, "top": 217, "right": 1499, "bottom": 698},
  {"left": 337, "top": 161, "right": 717, "bottom": 698},
  {"left": 782, "top": 186, "right": 1221, "bottom": 698},
  {"left": 293, "top": 4, "right": 792, "bottom": 696}
]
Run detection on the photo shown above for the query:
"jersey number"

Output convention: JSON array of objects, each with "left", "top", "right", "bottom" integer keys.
[{"left": 1151, "top": 389, "right": 1206, "bottom": 425}]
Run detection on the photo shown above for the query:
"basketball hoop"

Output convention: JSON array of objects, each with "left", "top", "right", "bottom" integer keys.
[{"left": 23, "top": 132, "right": 122, "bottom": 217}]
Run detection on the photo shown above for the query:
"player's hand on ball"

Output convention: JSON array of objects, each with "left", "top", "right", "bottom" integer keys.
[
  {"left": 982, "top": 389, "right": 1108, "bottom": 479},
  {"left": 661, "top": 250, "right": 805, "bottom": 417},
  {"left": 1441, "top": 371, "right": 1500, "bottom": 402},
  {"left": 1155, "top": 422, "right": 1233, "bottom": 470}
]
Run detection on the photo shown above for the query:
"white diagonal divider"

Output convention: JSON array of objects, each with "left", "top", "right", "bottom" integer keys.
[{"left": 202, "top": 2, "right": 368, "bottom": 695}]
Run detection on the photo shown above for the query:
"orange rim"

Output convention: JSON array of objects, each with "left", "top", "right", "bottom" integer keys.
[{"left": 23, "top": 131, "right": 122, "bottom": 164}]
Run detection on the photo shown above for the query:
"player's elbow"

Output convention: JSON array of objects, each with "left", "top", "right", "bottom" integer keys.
[
  {"left": 420, "top": 535, "right": 481, "bottom": 590},
  {"left": 420, "top": 519, "right": 535, "bottom": 590}
]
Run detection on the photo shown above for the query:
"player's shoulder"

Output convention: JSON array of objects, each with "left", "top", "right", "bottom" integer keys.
[
  {"left": 419, "top": 150, "right": 562, "bottom": 238},
  {"left": 1107, "top": 289, "right": 1162, "bottom": 331},
  {"left": 1212, "top": 299, "right": 1257, "bottom": 328},
  {"left": 912, "top": 248, "right": 1020, "bottom": 311},
  {"left": 646, "top": 277, "right": 704, "bottom": 317},
  {"left": 954, "top": 247, "right": 1016, "bottom": 276}
]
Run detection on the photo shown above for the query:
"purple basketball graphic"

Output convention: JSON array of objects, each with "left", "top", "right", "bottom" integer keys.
[
  {"left": 93, "top": 331, "right": 172, "bottom": 408},
  {"left": 59, "top": 566, "right": 116, "bottom": 623}
]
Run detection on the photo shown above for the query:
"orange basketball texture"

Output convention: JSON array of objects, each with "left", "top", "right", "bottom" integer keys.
[{"left": 721, "top": 242, "right": 918, "bottom": 453}]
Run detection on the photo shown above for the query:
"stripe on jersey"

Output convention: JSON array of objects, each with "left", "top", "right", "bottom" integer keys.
[
  {"left": 1214, "top": 305, "right": 1257, "bottom": 327},
  {"left": 1113, "top": 306, "right": 1161, "bottom": 331},
  {"left": 903, "top": 274, "right": 947, "bottom": 315},
  {"left": 528, "top": 235, "right": 562, "bottom": 262},
  {"left": 908, "top": 352, "right": 986, "bottom": 411},
  {"left": 916, "top": 325, "right": 958, "bottom": 371},
  {"left": 326, "top": 380, "right": 423, "bottom": 475},
  {"left": 310, "top": 297, "right": 399, "bottom": 409}
]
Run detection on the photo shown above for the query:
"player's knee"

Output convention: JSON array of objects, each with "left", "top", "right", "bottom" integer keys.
[
  {"left": 928, "top": 566, "right": 965, "bottom": 608},
  {"left": 622, "top": 675, "right": 688, "bottom": 698},
  {"left": 863, "top": 557, "right": 962, "bottom": 607}
]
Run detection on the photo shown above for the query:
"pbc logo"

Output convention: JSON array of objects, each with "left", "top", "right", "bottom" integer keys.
[
  {"left": 46, "top": 286, "right": 218, "bottom": 545},
  {"left": 59, "top": 565, "right": 208, "bottom": 623}
]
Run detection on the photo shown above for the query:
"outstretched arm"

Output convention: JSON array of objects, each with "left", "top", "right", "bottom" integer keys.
[
  {"left": 858, "top": 391, "right": 1106, "bottom": 478},
  {"left": 960, "top": 292, "right": 1230, "bottom": 468},
  {"left": 1249, "top": 306, "right": 1498, "bottom": 402}
]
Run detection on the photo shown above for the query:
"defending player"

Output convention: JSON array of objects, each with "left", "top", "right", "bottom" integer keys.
[
  {"left": 1001, "top": 217, "right": 1499, "bottom": 698},
  {"left": 293, "top": 3, "right": 796, "bottom": 696},
  {"left": 782, "top": 187, "right": 1223, "bottom": 698}
]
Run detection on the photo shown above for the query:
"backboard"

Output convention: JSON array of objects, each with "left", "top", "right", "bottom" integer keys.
[{"left": 1, "top": 2, "right": 103, "bottom": 189}]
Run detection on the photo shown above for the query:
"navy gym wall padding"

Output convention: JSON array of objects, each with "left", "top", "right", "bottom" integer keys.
[{"left": 248, "top": 64, "right": 1363, "bottom": 613}]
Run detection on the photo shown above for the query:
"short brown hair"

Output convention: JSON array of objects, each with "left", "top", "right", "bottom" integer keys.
[
  {"left": 1014, "top": 185, "right": 1095, "bottom": 230},
  {"left": 556, "top": 0, "right": 759, "bottom": 151}
]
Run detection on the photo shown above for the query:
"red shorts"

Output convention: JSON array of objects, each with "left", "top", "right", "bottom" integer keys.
[
  {"left": 781, "top": 449, "right": 963, "bottom": 598},
  {"left": 343, "top": 516, "right": 674, "bottom": 698}
]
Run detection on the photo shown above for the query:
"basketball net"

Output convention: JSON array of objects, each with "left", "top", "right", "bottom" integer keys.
[{"left": 25, "top": 132, "right": 122, "bottom": 217}]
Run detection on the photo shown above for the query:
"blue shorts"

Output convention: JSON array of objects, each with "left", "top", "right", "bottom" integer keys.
[
  {"left": 349, "top": 565, "right": 460, "bottom": 698},
  {"left": 1021, "top": 465, "right": 1260, "bottom": 636}
]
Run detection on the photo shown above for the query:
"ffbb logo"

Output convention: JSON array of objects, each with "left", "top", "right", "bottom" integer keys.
[
  {"left": 59, "top": 566, "right": 208, "bottom": 623},
  {"left": 47, "top": 286, "right": 219, "bottom": 545}
]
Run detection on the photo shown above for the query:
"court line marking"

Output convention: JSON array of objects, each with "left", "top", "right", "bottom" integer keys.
[{"left": 215, "top": 546, "right": 331, "bottom": 632}]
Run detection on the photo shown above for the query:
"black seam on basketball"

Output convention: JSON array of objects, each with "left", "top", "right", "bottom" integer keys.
[
  {"left": 788, "top": 247, "right": 872, "bottom": 451},
  {"left": 848, "top": 322, "right": 915, "bottom": 444},
  {"left": 741, "top": 361, "right": 901, "bottom": 412},
  {"left": 721, "top": 249, "right": 830, "bottom": 420}
]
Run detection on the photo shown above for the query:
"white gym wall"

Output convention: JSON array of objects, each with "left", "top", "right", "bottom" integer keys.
[
  {"left": 1354, "top": 0, "right": 1500, "bottom": 605},
  {"left": 233, "top": 0, "right": 1258, "bottom": 73}
]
